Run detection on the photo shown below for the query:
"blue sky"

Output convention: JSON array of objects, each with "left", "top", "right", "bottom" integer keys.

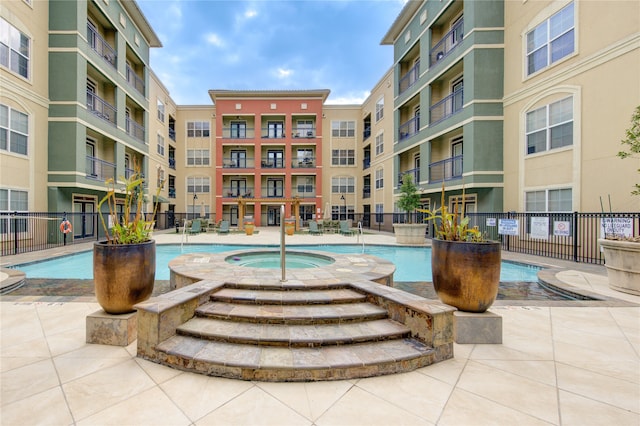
[{"left": 137, "top": 0, "right": 406, "bottom": 105}]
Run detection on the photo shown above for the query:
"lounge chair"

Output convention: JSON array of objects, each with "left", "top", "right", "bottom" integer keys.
[
  {"left": 188, "top": 219, "right": 201, "bottom": 235},
  {"left": 308, "top": 220, "right": 323, "bottom": 235},
  {"left": 339, "top": 220, "right": 355, "bottom": 236},
  {"left": 218, "top": 220, "right": 230, "bottom": 234}
]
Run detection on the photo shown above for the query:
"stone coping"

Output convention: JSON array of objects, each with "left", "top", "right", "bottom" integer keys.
[{"left": 0, "top": 267, "right": 26, "bottom": 294}]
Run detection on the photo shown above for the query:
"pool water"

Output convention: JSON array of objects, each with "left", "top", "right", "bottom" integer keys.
[
  {"left": 14, "top": 244, "right": 541, "bottom": 282},
  {"left": 226, "top": 251, "right": 335, "bottom": 268}
]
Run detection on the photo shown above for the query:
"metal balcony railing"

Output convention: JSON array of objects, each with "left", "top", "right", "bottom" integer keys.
[
  {"left": 168, "top": 127, "right": 176, "bottom": 141},
  {"left": 363, "top": 185, "right": 371, "bottom": 199},
  {"left": 86, "top": 91, "right": 116, "bottom": 126},
  {"left": 261, "top": 186, "right": 285, "bottom": 198},
  {"left": 168, "top": 187, "right": 176, "bottom": 198},
  {"left": 398, "top": 115, "right": 420, "bottom": 141},
  {"left": 292, "top": 127, "right": 316, "bottom": 138},
  {"left": 363, "top": 126, "right": 371, "bottom": 140},
  {"left": 222, "top": 157, "right": 254, "bottom": 168},
  {"left": 125, "top": 117, "right": 145, "bottom": 143},
  {"left": 126, "top": 64, "right": 145, "bottom": 96},
  {"left": 260, "top": 158, "right": 285, "bottom": 168},
  {"left": 430, "top": 18, "right": 464, "bottom": 66},
  {"left": 86, "top": 156, "right": 115, "bottom": 181},
  {"left": 87, "top": 23, "right": 116, "bottom": 68},
  {"left": 292, "top": 185, "right": 316, "bottom": 198},
  {"left": 430, "top": 88, "right": 463, "bottom": 125},
  {"left": 223, "top": 186, "right": 254, "bottom": 198},
  {"left": 363, "top": 157, "right": 371, "bottom": 170},
  {"left": 292, "top": 157, "right": 315, "bottom": 168},
  {"left": 168, "top": 157, "right": 176, "bottom": 170},
  {"left": 428, "top": 155, "right": 463, "bottom": 183},
  {"left": 397, "top": 168, "right": 420, "bottom": 188},
  {"left": 221, "top": 127, "right": 255, "bottom": 139},
  {"left": 399, "top": 59, "right": 420, "bottom": 95},
  {"left": 260, "top": 127, "right": 286, "bottom": 139}
]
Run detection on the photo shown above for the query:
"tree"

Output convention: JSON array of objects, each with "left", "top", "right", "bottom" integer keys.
[
  {"left": 618, "top": 105, "right": 640, "bottom": 196},
  {"left": 397, "top": 174, "right": 421, "bottom": 223}
]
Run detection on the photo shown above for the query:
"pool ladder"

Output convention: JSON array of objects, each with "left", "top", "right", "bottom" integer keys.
[{"left": 356, "top": 221, "right": 365, "bottom": 253}]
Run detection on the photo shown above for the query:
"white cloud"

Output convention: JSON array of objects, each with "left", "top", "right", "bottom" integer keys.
[
  {"left": 204, "top": 33, "right": 225, "bottom": 48},
  {"left": 326, "top": 91, "right": 371, "bottom": 105},
  {"left": 276, "top": 68, "right": 293, "bottom": 79},
  {"left": 244, "top": 9, "right": 258, "bottom": 19}
]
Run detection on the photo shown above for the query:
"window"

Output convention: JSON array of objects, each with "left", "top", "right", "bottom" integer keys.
[
  {"left": 525, "top": 188, "right": 572, "bottom": 212},
  {"left": 526, "top": 96, "right": 573, "bottom": 154},
  {"left": 296, "top": 120, "right": 314, "bottom": 137},
  {"left": 331, "top": 149, "right": 355, "bottom": 166},
  {"left": 187, "top": 121, "right": 210, "bottom": 137},
  {"left": 375, "top": 168, "right": 384, "bottom": 189},
  {"left": 156, "top": 134, "right": 164, "bottom": 156},
  {"left": 331, "top": 176, "right": 355, "bottom": 194},
  {"left": 157, "top": 99, "right": 165, "bottom": 122},
  {"left": 0, "top": 188, "right": 28, "bottom": 234},
  {"left": 375, "top": 203, "right": 384, "bottom": 223},
  {"left": 331, "top": 120, "right": 355, "bottom": 137},
  {"left": 230, "top": 121, "right": 246, "bottom": 138},
  {"left": 375, "top": 97, "right": 384, "bottom": 122},
  {"left": 375, "top": 133, "right": 384, "bottom": 155},
  {"left": 527, "top": 2, "right": 574, "bottom": 75},
  {"left": 187, "top": 149, "right": 210, "bottom": 166},
  {"left": 0, "top": 18, "right": 30, "bottom": 79},
  {"left": 187, "top": 176, "right": 210, "bottom": 193},
  {"left": 267, "top": 179, "right": 284, "bottom": 197},
  {"left": 0, "top": 104, "right": 28, "bottom": 155},
  {"left": 157, "top": 168, "right": 165, "bottom": 187}
]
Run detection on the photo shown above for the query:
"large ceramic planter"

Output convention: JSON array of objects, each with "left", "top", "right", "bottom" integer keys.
[
  {"left": 599, "top": 238, "right": 640, "bottom": 296},
  {"left": 393, "top": 223, "right": 427, "bottom": 244},
  {"left": 431, "top": 239, "right": 501, "bottom": 313},
  {"left": 284, "top": 218, "right": 296, "bottom": 236},
  {"left": 93, "top": 240, "right": 156, "bottom": 314}
]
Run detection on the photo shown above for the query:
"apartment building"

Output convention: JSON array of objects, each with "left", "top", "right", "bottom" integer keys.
[
  {"left": 502, "top": 0, "right": 640, "bottom": 214},
  {"left": 382, "top": 0, "right": 506, "bottom": 228}
]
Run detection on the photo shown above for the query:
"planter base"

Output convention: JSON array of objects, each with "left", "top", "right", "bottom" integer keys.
[
  {"left": 454, "top": 310, "right": 502, "bottom": 344},
  {"left": 86, "top": 310, "right": 137, "bottom": 346},
  {"left": 599, "top": 239, "right": 640, "bottom": 296}
]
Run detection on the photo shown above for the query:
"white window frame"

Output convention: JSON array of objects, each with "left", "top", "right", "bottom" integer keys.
[
  {"left": 157, "top": 99, "right": 165, "bottom": 122},
  {"left": 526, "top": 96, "right": 573, "bottom": 155},
  {"left": 331, "top": 176, "right": 355, "bottom": 194},
  {"left": 526, "top": 2, "right": 575, "bottom": 76},
  {"left": 375, "top": 97, "right": 384, "bottom": 122},
  {"left": 187, "top": 121, "right": 210, "bottom": 137},
  {"left": 187, "top": 149, "right": 210, "bottom": 166},
  {"left": 0, "top": 18, "right": 30, "bottom": 79},
  {"left": 375, "top": 168, "right": 384, "bottom": 189},
  {"left": 525, "top": 188, "right": 572, "bottom": 213},
  {"left": 331, "top": 149, "right": 355, "bottom": 166},
  {"left": 187, "top": 176, "right": 210, "bottom": 193},
  {"left": 331, "top": 120, "right": 355, "bottom": 137},
  {"left": 0, "top": 104, "right": 28, "bottom": 156},
  {"left": 375, "top": 132, "right": 384, "bottom": 156},
  {"left": 0, "top": 188, "right": 28, "bottom": 235},
  {"left": 156, "top": 134, "right": 165, "bottom": 156}
]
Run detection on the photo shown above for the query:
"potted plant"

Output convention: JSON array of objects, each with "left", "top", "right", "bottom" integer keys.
[
  {"left": 393, "top": 175, "right": 428, "bottom": 244},
  {"left": 599, "top": 105, "right": 640, "bottom": 295},
  {"left": 421, "top": 185, "right": 501, "bottom": 313},
  {"left": 94, "top": 162, "right": 161, "bottom": 314}
]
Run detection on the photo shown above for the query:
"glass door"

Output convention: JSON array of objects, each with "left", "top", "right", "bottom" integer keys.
[{"left": 267, "top": 206, "right": 281, "bottom": 226}]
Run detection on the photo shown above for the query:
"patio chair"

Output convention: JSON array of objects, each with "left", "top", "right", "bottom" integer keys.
[
  {"left": 218, "top": 220, "right": 230, "bottom": 234},
  {"left": 188, "top": 219, "right": 201, "bottom": 235},
  {"left": 308, "top": 220, "right": 323, "bottom": 235},
  {"left": 339, "top": 220, "right": 355, "bottom": 236}
]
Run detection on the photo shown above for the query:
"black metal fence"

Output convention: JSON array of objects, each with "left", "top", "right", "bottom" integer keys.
[{"left": 2, "top": 211, "right": 639, "bottom": 264}]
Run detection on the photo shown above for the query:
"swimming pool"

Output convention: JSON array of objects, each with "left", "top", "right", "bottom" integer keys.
[{"left": 13, "top": 244, "right": 541, "bottom": 282}]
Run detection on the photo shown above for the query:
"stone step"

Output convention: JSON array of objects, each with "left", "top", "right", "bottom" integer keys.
[
  {"left": 195, "top": 301, "right": 388, "bottom": 325},
  {"left": 223, "top": 281, "right": 351, "bottom": 291},
  {"left": 177, "top": 317, "right": 411, "bottom": 347},
  {"left": 155, "top": 334, "right": 436, "bottom": 381},
  {"left": 211, "top": 287, "right": 367, "bottom": 305}
]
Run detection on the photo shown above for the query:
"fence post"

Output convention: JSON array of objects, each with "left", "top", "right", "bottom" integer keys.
[
  {"left": 13, "top": 211, "right": 18, "bottom": 255},
  {"left": 573, "top": 211, "right": 579, "bottom": 262}
]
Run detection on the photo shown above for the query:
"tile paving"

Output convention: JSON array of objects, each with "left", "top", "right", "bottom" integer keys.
[{"left": 1, "top": 228, "right": 639, "bottom": 425}]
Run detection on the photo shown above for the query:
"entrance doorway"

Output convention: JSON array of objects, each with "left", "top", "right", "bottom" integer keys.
[
  {"left": 73, "top": 197, "right": 96, "bottom": 239},
  {"left": 267, "top": 206, "right": 281, "bottom": 226}
]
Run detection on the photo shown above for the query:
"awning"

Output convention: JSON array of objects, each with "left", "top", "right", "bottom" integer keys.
[{"left": 153, "top": 195, "right": 170, "bottom": 203}]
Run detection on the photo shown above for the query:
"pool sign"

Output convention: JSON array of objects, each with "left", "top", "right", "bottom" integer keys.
[
  {"left": 486, "top": 217, "right": 497, "bottom": 226},
  {"left": 600, "top": 218, "right": 633, "bottom": 239},
  {"left": 554, "top": 221, "right": 571, "bottom": 236},
  {"left": 498, "top": 219, "right": 519, "bottom": 236},
  {"left": 530, "top": 217, "right": 549, "bottom": 240}
]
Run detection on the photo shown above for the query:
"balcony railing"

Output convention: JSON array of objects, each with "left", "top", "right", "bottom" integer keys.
[
  {"left": 168, "top": 127, "right": 176, "bottom": 141},
  {"left": 397, "top": 168, "right": 420, "bottom": 188},
  {"left": 292, "top": 185, "right": 316, "bottom": 198},
  {"left": 260, "top": 127, "right": 286, "bottom": 139},
  {"left": 261, "top": 158, "right": 285, "bottom": 168},
  {"left": 125, "top": 64, "right": 145, "bottom": 96},
  {"left": 430, "top": 18, "right": 464, "bottom": 66},
  {"left": 125, "top": 117, "right": 145, "bottom": 143},
  {"left": 222, "top": 157, "right": 254, "bottom": 168},
  {"left": 363, "top": 157, "right": 371, "bottom": 170},
  {"left": 398, "top": 115, "right": 420, "bottom": 141},
  {"left": 363, "top": 185, "right": 371, "bottom": 199},
  {"left": 86, "top": 91, "right": 116, "bottom": 126},
  {"left": 168, "top": 157, "right": 176, "bottom": 170},
  {"left": 399, "top": 59, "right": 420, "bottom": 95},
  {"left": 292, "top": 157, "right": 315, "bottom": 168},
  {"left": 87, "top": 23, "right": 116, "bottom": 68},
  {"left": 223, "top": 186, "right": 254, "bottom": 198},
  {"left": 430, "top": 88, "right": 463, "bottom": 125},
  {"left": 86, "top": 156, "right": 115, "bottom": 182},
  {"left": 292, "top": 127, "right": 316, "bottom": 138},
  {"left": 363, "top": 126, "right": 371, "bottom": 140},
  {"left": 428, "top": 155, "right": 463, "bottom": 183},
  {"left": 168, "top": 187, "right": 176, "bottom": 198},
  {"left": 261, "top": 186, "right": 285, "bottom": 198},
  {"left": 221, "top": 127, "right": 255, "bottom": 139}
]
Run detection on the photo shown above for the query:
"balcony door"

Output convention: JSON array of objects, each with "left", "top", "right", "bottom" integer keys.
[
  {"left": 267, "top": 150, "right": 283, "bottom": 168},
  {"left": 452, "top": 138, "right": 463, "bottom": 177},
  {"left": 231, "top": 150, "right": 246, "bottom": 168},
  {"left": 230, "top": 121, "right": 246, "bottom": 138},
  {"left": 73, "top": 196, "right": 95, "bottom": 239},
  {"left": 452, "top": 78, "right": 463, "bottom": 113},
  {"left": 268, "top": 121, "right": 284, "bottom": 138},
  {"left": 267, "top": 179, "right": 284, "bottom": 197},
  {"left": 230, "top": 179, "right": 246, "bottom": 197}
]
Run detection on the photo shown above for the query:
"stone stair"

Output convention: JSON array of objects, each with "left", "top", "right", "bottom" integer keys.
[{"left": 151, "top": 283, "right": 442, "bottom": 381}]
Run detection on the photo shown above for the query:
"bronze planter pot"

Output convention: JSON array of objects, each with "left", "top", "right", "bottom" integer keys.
[
  {"left": 431, "top": 239, "right": 501, "bottom": 313},
  {"left": 93, "top": 240, "right": 156, "bottom": 314}
]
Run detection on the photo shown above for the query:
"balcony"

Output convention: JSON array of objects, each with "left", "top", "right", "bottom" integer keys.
[
  {"left": 363, "top": 126, "right": 371, "bottom": 141},
  {"left": 428, "top": 155, "right": 463, "bottom": 183},
  {"left": 292, "top": 184, "right": 316, "bottom": 198},
  {"left": 292, "top": 127, "right": 316, "bottom": 138},
  {"left": 292, "top": 157, "right": 315, "bottom": 168},
  {"left": 126, "top": 64, "right": 145, "bottom": 96},
  {"left": 363, "top": 157, "right": 371, "bottom": 170},
  {"left": 222, "top": 157, "right": 254, "bottom": 168},
  {"left": 261, "top": 127, "right": 286, "bottom": 139},
  {"left": 430, "top": 18, "right": 464, "bottom": 66},
  {"left": 261, "top": 158, "right": 285, "bottom": 169},
  {"left": 168, "top": 187, "right": 176, "bottom": 198},
  {"left": 261, "top": 186, "right": 285, "bottom": 198},
  {"left": 87, "top": 91, "right": 116, "bottom": 126},
  {"left": 168, "top": 127, "right": 176, "bottom": 141},
  {"left": 363, "top": 185, "right": 371, "bottom": 199},
  {"left": 223, "top": 186, "right": 254, "bottom": 198},
  {"left": 398, "top": 168, "right": 420, "bottom": 188},
  {"left": 86, "top": 156, "right": 115, "bottom": 182},
  {"left": 399, "top": 59, "right": 420, "bottom": 95},
  {"left": 222, "top": 127, "right": 255, "bottom": 139},
  {"left": 430, "top": 88, "right": 463, "bottom": 125},
  {"left": 87, "top": 23, "right": 116, "bottom": 68},
  {"left": 398, "top": 115, "right": 420, "bottom": 141},
  {"left": 169, "top": 157, "right": 176, "bottom": 170},
  {"left": 125, "top": 117, "right": 145, "bottom": 143}
]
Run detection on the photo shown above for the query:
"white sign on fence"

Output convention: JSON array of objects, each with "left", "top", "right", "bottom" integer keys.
[
  {"left": 553, "top": 221, "right": 571, "bottom": 236},
  {"left": 600, "top": 218, "right": 633, "bottom": 239},
  {"left": 486, "top": 218, "right": 496, "bottom": 226},
  {"left": 530, "top": 217, "right": 549, "bottom": 240},
  {"left": 498, "top": 218, "right": 519, "bottom": 236}
]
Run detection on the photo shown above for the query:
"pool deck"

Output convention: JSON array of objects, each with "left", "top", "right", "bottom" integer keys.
[{"left": 1, "top": 228, "right": 638, "bottom": 425}]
